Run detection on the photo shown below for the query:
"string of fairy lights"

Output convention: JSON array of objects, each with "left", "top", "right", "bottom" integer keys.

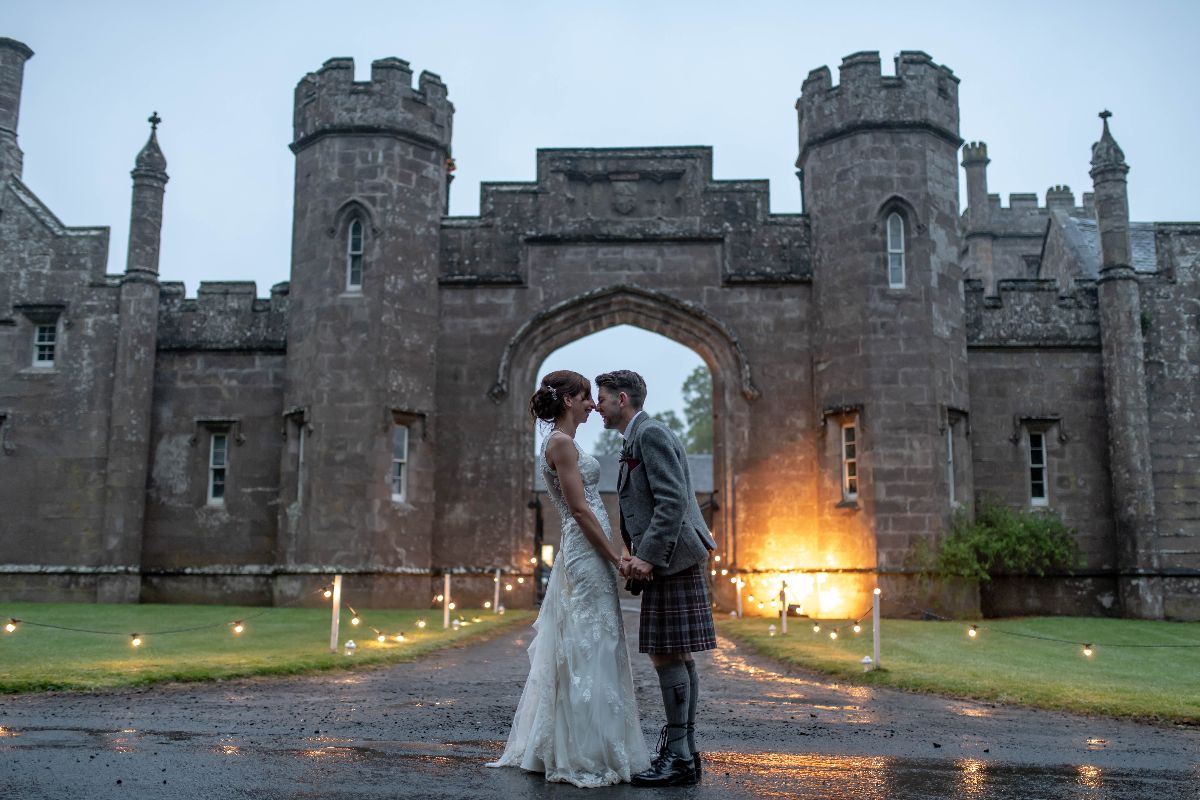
[
  {"left": 723, "top": 576, "right": 1200, "bottom": 659},
  {"left": 1, "top": 575, "right": 518, "bottom": 650}
]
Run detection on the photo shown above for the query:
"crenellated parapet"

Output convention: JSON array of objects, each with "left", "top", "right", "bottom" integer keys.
[
  {"left": 966, "top": 278, "right": 1100, "bottom": 347},
  {"left": 291, "top": 57, "right": 453, "bottom": 154},
  {"left": 438, "top": 147, "right": 811, "bottom": 286},
  {"left": 157, "top": 281, "right": 288, "bottom": 351},
  {"left": 797, "top": 51, "right": 959, "bottom": 161}
]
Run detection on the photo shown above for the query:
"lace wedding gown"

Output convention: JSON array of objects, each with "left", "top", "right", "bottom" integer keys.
[{"left": 487, "top": 435, "right": 650, "bottom": 787}]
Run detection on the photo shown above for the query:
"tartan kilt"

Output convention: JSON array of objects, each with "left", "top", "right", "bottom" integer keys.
[{"left": 638, "top": 563, "right": 717, "bottom": 654}]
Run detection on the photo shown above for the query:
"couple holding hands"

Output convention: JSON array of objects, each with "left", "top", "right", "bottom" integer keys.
[{"left": 488, "top": 369, "right": 717, "bottom": 788}]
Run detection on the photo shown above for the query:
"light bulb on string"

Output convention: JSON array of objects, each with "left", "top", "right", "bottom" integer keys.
[
  {"left": 505, "top": 584, "right": 513, "bottom": 592},
  {"left": 812, "top": 623, "right": 821, "bottom": 633},
  {"left": 829, "top": 630, "right": 838, "bottom": 640},
  {"left": 4, "top": 619, "right": 16, "bottom": 634},
  {"left": 720, "top": 569, "right": 728, "bottom": 576},
  {"left": 416, "top": 619, "right": 427, "bottom": 629},
  {"left": 711, "top": 570, "right": 717, "bottom": 576},
  {"left": 349, "top": 607, "right": 360, "bottom": 626},
  {"left": 852, "top": 623, "right": 862, "bottom": 634},
  {"left": 130, "top": 634, "right": 143, "bottom": 648},
  {"left": 395, "top": 633, "right": 406, "bottom": 642},
  {"left": 484, "top": 601, "right": 492, "bottom": 609},
  {"left": 377, "top": 633, "right": 386, "bottom": 643},
  {"left": 323, "top": 587, "right": 333, "bottom": 599},
  {"left": 747, "top": 595, "right": 755, "bottom": 603},
  {"left": 729, "top": 577, "right": 737, "bottom": 584},
  {"left": 530, "top": 557, "right": 538, "bottom": 565},
  {"left": 1083, "top": 644, "right": 1093, "bottom": 657},
  {"left": 517, "top": 577, "right": 525, "bottom": 584},
  {"left": 232, "top": 621, "right": 244, "bottom": 634},
  {"left": 436, "top": 594, "right": 444, "bottom": 602},
  {"left": 714, "top": 555, "right": 722, "bottom": 563},
  {"left": 448, "top": 602, "right": 456, "bottom": 610},
  {"left": 968, "top": 625, "right": 978, "bottom": 639}
]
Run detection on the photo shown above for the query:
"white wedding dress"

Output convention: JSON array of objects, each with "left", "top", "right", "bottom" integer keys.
[{"left": 487, "top": 435, "right": 650, "bottom": 787}]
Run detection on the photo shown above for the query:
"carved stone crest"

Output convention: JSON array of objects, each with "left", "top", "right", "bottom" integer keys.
[{"left": 611, "top": 180, "right": 637, "bottom": 216}]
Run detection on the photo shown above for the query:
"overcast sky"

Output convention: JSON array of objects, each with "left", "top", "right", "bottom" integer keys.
[{"left": 8, "top": 1, "right": 1200, "bottom": 451}]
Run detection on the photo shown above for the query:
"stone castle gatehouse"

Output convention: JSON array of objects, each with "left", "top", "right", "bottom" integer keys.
[{"left": 1, "top": 38, "right": 1197, "bottom": 618}]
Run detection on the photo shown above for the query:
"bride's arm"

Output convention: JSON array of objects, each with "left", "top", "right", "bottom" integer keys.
[{"left": 546, "top": 435, "right": 622, "bottom": 566}]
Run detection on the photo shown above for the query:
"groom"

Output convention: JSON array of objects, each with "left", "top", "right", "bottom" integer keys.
[{"left": 595, "top": 370, "right": 717, "bottom": 788}]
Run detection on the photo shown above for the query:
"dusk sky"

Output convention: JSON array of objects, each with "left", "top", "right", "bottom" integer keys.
[{"left": 7, "top": 1, "right": 1199, "bottom": 452}]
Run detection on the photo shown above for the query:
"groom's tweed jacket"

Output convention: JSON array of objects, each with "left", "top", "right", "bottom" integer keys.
[{"left": 618, "top": 413, "right": 717, "bottom": 575}]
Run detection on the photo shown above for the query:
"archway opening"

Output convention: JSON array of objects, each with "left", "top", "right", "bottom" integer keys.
[{"left": 527, "top": 325, "right": 718, "bottom": 602}]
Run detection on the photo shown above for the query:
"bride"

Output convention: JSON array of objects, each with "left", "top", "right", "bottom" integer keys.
[{"left": 487, "top": 370, "right": 650, "bottom": 787}]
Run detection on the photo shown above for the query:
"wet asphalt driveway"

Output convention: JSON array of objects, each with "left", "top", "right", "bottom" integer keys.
[{"left": 2, "top": 606, "right": 1198, "bottom": 799}]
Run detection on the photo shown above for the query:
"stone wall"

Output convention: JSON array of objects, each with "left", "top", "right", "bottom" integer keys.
[
  {"left": 1142, "top": 225, "right": 1200, "bottom": 617},
  {"left": 0, "top": 174, "right": 120, "bottom": 600}
]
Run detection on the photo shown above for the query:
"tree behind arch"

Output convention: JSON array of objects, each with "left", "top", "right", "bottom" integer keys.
[{"left": 682, "top": 365, "right": 712, "bottom": 454}]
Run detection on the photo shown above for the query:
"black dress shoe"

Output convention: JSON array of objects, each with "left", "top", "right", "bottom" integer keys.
[
  {"left": 631, "top": 751, "right": 698, "bottom": 787},
  {"left": 693, "top": 751, "right": 702, "bottom": 781}
]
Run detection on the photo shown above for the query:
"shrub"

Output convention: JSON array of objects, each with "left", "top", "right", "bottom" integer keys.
[{"left": 924, "top": 501, "right": 1079, "bottom": 582}]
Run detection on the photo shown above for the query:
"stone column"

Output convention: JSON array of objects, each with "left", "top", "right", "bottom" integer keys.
[
  {"left": 1090, "top": 111, "right": 1162, "bottom": 618},
  {"left": 961, "top": 141, "right": 995, "bottom": 291},
  {"left": 0, "top": 37, "right": 33, "bottom": 181},
  {"left": 100, "top": 115, "right": 168, "bottom": 602}
]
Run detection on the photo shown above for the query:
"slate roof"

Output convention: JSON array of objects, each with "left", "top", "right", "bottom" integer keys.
[
  {"left": 1060, "top": 216, "right": 1158, "bottom": 276},
  {"left": 534, "top": 454, "right": 713, "bottom": 493}
]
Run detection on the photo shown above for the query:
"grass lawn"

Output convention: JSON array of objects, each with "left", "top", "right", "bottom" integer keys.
[
  {"left": 717, "top": 615, "right": 1200, "bottom": 725},
  {"left": 0, "top": 602, "right": 534, "bottom": 693}
]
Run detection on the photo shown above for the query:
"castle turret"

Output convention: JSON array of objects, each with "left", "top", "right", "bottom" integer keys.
[
  {"left": 279, "top": 57, "right": 453, "bottom": 603},
  {"left": 798, "top": 52, "right": 971, "bottom": 611},
  {"left": 0, "top": 37, "right": 33, "bottom": 180},
  {"left": 100, "top": 114, "right": 169, "bottom": 602},
  {"left": 1090, "top": 111, "right": 1162, "bottom": 618},
  {"left": 961, "top": 141, "right": 995, "bottom": 287}
]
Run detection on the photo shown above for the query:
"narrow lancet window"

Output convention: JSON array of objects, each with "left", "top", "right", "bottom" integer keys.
[
  {"left": 347, "top": 219, "right": 364, "bottom": 290},
  {"left": 842, "top": 422, "right": 858, "bottom": 501},
  {"left": 887, "top": 212, "right": 905, "bottom": 288},
  {"left": 391, "top": 423, "right": 409, "bottom": 501},
  {"left": 1028, "top": 431, "right": 1048, "bottom": 506},
  {"left": 209, "top": 433, "right": 228, "bottom": 504}
]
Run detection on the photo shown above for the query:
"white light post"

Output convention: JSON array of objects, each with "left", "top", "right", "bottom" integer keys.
[
  {"left": 872, "top": 587, "right": 881, "bottom": 670},
  {"left": 493, "top": 568, "right": 501, "bottom": 614},
  {"left": 443, "top": 573, "right": 451, "bottom": 630},
  {"left": 329, "top": 574, "right": 342, "bottom": 654},
  {"left": 779, "top": 581, "right": 788, "bottom": 635}
]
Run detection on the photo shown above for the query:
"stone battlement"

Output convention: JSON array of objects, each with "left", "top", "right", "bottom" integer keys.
[
  {"left": 965, "top": 278, "right": 1100, "bottom": 347},
  {"left": 292, "top": 56, "right": 453, "bottom": 153},
  {"left": 157, "top": 281, "right": 288, "bottom": 351},
  {"left": 797, "top": 51, "right": 959, "bottom": 159}
]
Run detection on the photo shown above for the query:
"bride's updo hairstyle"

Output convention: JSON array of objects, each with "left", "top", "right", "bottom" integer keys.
[{"left": 530, "top": 370, "right": 591, "bottom": 422}]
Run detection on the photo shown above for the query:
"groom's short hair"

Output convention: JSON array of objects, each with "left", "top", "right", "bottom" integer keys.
[{"left": 595, "top": 370, "right": 647, "bottom": 409}]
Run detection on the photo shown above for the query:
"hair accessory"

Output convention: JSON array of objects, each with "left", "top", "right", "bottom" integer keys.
[{"left": 543, "top": 384, "right": 558, "bottom": 400}]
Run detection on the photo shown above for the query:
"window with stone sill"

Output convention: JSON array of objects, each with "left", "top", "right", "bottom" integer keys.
[
  {"left": 346, "top": 219, "right": 364, "bottom": 291},
  {"left": 391, "top": 422, "right": 409, "bottom": 502},
  {"left": 1027, "top": 430, "right": 1049, "bottom": 507},
  {"left": 886, "top": 212, "right": 906, "bottom": 289},
  {"left": 209, "top": 432, "right": 228, "bottom": 505},
  {"left": 841, "top": 421, "right": 859, "bottom": 502},
  {"left": 33, "top": 323, "right": 57, "bottom": 367}
]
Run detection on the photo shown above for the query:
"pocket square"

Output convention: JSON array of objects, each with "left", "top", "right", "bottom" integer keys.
[{"left": 619, "top": 455, "right": 641, "bottom": 470}]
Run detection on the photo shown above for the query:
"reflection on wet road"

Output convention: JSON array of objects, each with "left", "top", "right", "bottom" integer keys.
[{"left": 1, "top": 610, "right": 1197, "bottom": 799}]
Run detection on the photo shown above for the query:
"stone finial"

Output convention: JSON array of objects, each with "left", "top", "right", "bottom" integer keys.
[
  {"left": 1090, "top": 109, "right": 1127, "bottom": 177},
  {"left": 134, "top": 112, "right": 168, "bottom": 175}
]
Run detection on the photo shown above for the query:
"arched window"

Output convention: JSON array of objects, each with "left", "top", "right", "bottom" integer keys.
[
  {"left": 886, "top": 212, "right": 905, "bottom": 288},
  {"left": 347, "top": 220, "right": 364, "bottom": 290}
]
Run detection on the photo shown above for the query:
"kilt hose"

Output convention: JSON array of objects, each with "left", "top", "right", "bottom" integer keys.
[{"left": 638, "top": 563, "right": 717, "bottom": 655}]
